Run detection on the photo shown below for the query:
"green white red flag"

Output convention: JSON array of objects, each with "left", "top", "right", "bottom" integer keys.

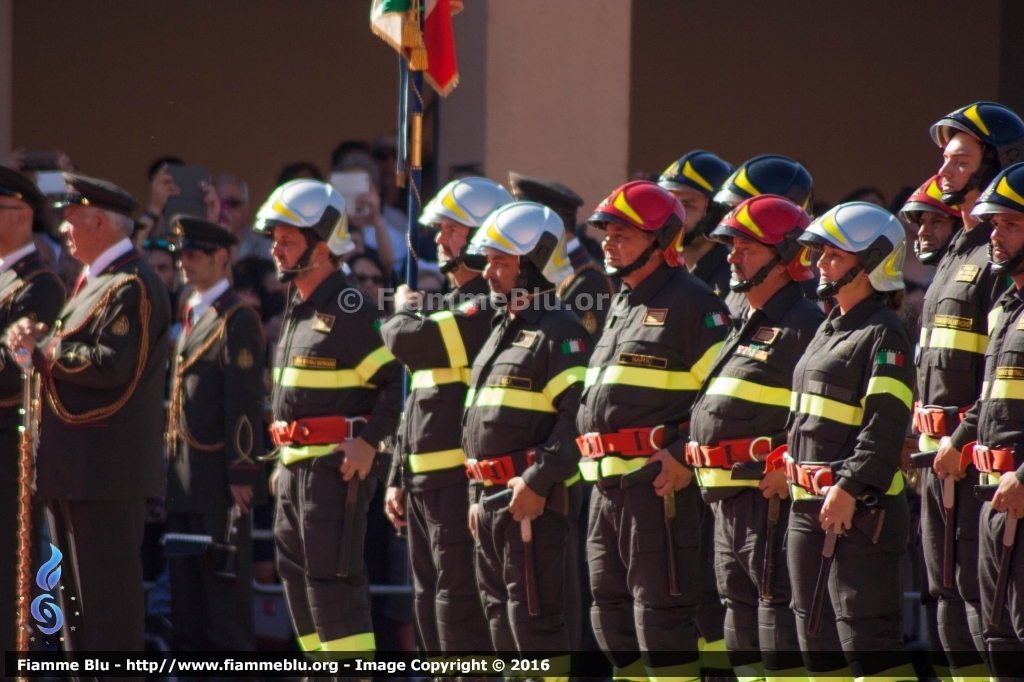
[{"left": 371, "top": 0, "right": 460, "bottom": 96}]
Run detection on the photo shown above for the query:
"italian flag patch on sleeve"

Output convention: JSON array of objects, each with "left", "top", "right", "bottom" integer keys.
[
  {"left": 877, "top": 350, "right": 904, "bottom": 366},
  {"left": 704, "top": 312, "right": 729, "bottom": 328},
  {"left": 562, "top": 339, "right": 586, "bottom": 354}
]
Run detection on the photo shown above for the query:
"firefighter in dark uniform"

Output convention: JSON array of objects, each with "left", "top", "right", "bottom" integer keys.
[
  {"left": 939, "top": 162, "right": 1024, "bottom": 676},
  {"left": 254, "top": 179, "right": 402, "bottom": 656},
  {"left": 784, "top": 202, "right": 916, "bottom": 679},
  {"left": 689, "top": 195, "right": 824, "bottom": 681},
  {"left": 916, "top": 103, "right": 1024, "bottom": 682},
  {"left": 0, "top": 166, "right": 65, "bottom": 656},
  {"left": 164, "top": 216, "right": 266, "bottom": 651},
  {"left": 462, "top": 202, "right": 589, "bottom": 677},
  {"left": 714, "top": 155, "right": 817, "bottom": 319},
  {"left": 380, "top": 177, "right": 510, "bottom": 654},
  {"left": 8, "top": 173, "right": 171, "bottom": 651},
  {"left": 577, "top": 181, "right": 730, "bottom": 682},
  {"left": 509, "top": 172, "right": 614, "bottom": 342},
  {"left": 657, "top": 150, "right": 736, "bottom": 298}
]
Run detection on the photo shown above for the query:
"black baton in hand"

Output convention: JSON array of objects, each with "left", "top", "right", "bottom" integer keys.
[
  {"left": 760, "top": 494, "right": 781, "bottom": 600},
  {"left": 622, "top": 463, "right": 680, "bottom": 596},
  {"left": 481, "top": 488, "right": 540, "bottom": 616},
  {"left": 976, "top": 483, "right": 1019, "bottom": 626},
  {"left": 807, "top": 528, "right": 838, "bottom": 637}
]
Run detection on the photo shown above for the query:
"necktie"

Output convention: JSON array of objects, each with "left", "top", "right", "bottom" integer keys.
[
  {"left": 183, "top": 305, "right": 194, "bottom": 334},
  {"left": 72, "top": 272, "right": 87, "bottom": 298}
]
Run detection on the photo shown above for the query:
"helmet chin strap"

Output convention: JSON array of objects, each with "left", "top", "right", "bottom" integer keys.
[
  {"left": 990, "top": 241, "right": 1024, "bottom": 277},
  {"left": 914, "top": 238, "right": 948, "bottom": 267},
  {"left": 605, "top": 241, "right": 658, "bottom": 279},
  {"left": 729, "top": 254, "right": 781, "bottom": 293},
  {"left": 941, "top": 146, "right": 999, "bottom": 207},
  {"left": 816, "top": 262, "right": 863, "bottom": 299}
]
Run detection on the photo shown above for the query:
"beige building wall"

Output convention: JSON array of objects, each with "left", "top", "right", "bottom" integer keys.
[
  {"left": 629, "top": 0, "right": 1001, "bottom": 207},
  {"left": 12, "top": 0, "right": 400, "bottom": 211}
]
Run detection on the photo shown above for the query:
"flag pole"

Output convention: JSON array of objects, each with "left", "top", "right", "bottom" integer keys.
[{"left": 403, "top": 0, "right": 425, "bottom": 291}]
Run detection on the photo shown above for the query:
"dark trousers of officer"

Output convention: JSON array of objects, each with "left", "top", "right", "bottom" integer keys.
[
  {"left": 920, "top": 466, "right": 989, "bottom": 672},
  {"left": 587, "top": 479, "right": 703, "bottom": 678},
  {"left": 167, "top": 510, "right": 255, "bottom": 651},
  {"left": 274, "top": 457, "right": 374, "bottom": 652},
  {"left": 714, "top": 491, "right": 802, "bottom": 674},
  {"left": 788, "top": 494, "right": 911, "bottom": 677},
  {"left": 697, "top": 499, "right": 730, "bottom": 675},
  {"left": 47, "top": 498, "right": 147, "bottom": 651},
  {"left": 407, "top": 480, "right": 492, "bottom": 653},
  {"left": 978, "top": 502, "right": 1024, "bottom": 679},
  {"left": 474, "top": 484, "right": 581, "bottom": 653}
]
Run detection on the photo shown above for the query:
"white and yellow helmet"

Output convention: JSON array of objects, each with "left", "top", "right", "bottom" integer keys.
[
  {"left": 799, "top": 201, "right": 905, "bottom": 296},
  {"left": 254, "top": 179, "right": 354, "bottom": 256},
  {"left": 468, "top": 201, "right": 573, "bottom": 287},
  {"left": 420, "top": 177, "right": 514, "bottom": 228}
]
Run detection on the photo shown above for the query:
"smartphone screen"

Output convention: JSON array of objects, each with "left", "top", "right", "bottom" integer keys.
[
  {"left": 164, "top": 164, "right": 210, "bottom": 220},
  {"left": 35, "top": 171, "right": 67, "bottom": 196},
  {"left": 330, "top": 171, "right": 372, "bottom": 217}
]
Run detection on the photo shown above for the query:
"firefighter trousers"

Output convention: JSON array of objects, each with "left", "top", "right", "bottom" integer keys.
[
  {"left": 474, "top": 483, "right": 581, "bottom": 657},
  {"left": 979, "top": 502, "right": 1024, "bottom": 680},
  {"left": 587, "top": 478, "right": 703, "bottom": 681},
  {"left": 714, "top": 490, "right": 802, "bottom": 675},
  {"left": 920, "top": 466, "right": 989, "bottom": 676},
  {"left": 274, "top": 457, "right": 375, "bottom": 654},
  {"left": 407, "top": 480, "right": 492, "bottom": 653},
  {"left": 788, "top": 492, "right": 913, "bottom": 679}
]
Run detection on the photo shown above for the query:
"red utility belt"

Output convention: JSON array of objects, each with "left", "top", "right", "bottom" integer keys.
[
  {"left": 576, "top": 423, "right": 686, "bottom": 459},
  {"left": 269, "top": 415, "right": 369, "bottom": 447},
  {"left": 969, "top": 442, "right": 1021, "bottom": 474},
  {"left": 913, "top": 402, "right": 972, "bottom": 438},
  {"left": 685, "top": 435, "right": 778, "bottom": 469},
  {"left": 465, "top": 448, "right": 537, "bottom": 486},
  {"left": 785, "top": 458, "right": 833, "bottom": 496}
]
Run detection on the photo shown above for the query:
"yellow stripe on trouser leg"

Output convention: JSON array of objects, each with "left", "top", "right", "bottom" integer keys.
[
  {"left": 765, "top": 665, "right": 808, "bottom": 682},
  {"left": 808, "top": 671, "right": 853, "bottom": 682},
  {"left": 950, "top": 666, "right": 991, "bottom": 682},
  {"left": 931, "top": 663, "right": 953, "bottom": 682},
  {"left": 645, "top": 659, "right": 701, "bottom": 682},
  {"left": 612, "top": 657, "right": 647, "bottom": 681},
  {"left": 734, "top": 660, "right": 766, "bottom": 682},
  {"left": 853, "top": 661, "right": 918, "bottom": 681},
  {"left": 297, "top": 631, "right": 321, "bottom": 651},
  {"left": 700, "top": 637, "right": 731, "bottom": 672},
  {"left": 318, "top": 631, "right": 376, "bottom": 660}
]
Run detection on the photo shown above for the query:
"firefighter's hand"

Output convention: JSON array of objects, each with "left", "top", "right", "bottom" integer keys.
[
  {"left": 468, "top": 503, "right": 479, "bottom": 539},
  {"left": 229, "top": 485, "right": 253, "bottom": 515},
  {"left": 394, "top": 284, "right": 423, "bottom": 312},
  {"left": 508, "top": 477, "right": 545, "bottom": 522},
  {"left": 337, "top": 437, "right": 376, "bottom": 481},
  {"left": 5, "top": 317, "right": 47, "bottom": 355},
  {"left": 650, "top": 449, "right": 693, "bottom": 496},
  {"left": 759, "top": 468, "right": 789, "bottom": 500},
  {"left": 991, "top": 472, "right": 1024, "bottom": 518},
  {"left": 819, "top": 485, "right": 855, "bottom": 534},
  {"left": 933, "top": 437, "right": 966, "bottom": 481},
  {"left": 385, "top": 486, "right": 407, "bottom": 529}
]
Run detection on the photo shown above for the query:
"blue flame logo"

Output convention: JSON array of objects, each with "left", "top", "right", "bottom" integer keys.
[{"left": 31, "top": 544, "right": 63, "bottom": 635}]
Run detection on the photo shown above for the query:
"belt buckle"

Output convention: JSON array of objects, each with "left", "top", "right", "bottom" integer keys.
[
  {"left": 581, "top": 432, "right": 605, "bottom": 458},
  {"left": 811, "top": 467, "right": 831, "bottom": 496},
  {"left": 748, "top": 436, "right": 772, "bottom": 462},
  {"left": 465, "top": 459, "right": 482, "bottom": 481},
  {"left": 648, "top": 424, "right": 665, "bottom": 452},
  {"left": 974, "top": 444, "right": 991, "bottom": 472},
  {"left": 346, "top": 415, "right": 368, "bottom": 439}
]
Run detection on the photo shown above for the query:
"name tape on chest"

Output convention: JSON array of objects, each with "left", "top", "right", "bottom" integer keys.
[
  {"left": 511, "top": 330, "right": 539, "bottom": 349},
  {"left": 933, "top": 314, "right": 973, "bottom": 331},
  {"left": 291, "top": 355, "right": 337, "bottom": 370},
  {"left": 617, "top": 352, "right": 668, "bottom": 369},
  {"left": 997, "top": 366, "right": 1024, "bottom": 380},
  {"left": 643, "top": 308, "right": 668, "bottom": 326},
  {"left": 955, "top": 264, "right": 981, "bottom": 283},
  {"left": 312, "top": 313, "right": 335, "bottom": 333},
  {"left": 487, "top": 374, "right": 533, "bottom": 390}
]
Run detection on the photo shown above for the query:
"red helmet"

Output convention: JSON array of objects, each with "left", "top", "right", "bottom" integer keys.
[
  {"left": 899, "top": 175, "right": 960, "bottom": 224},
  {"left": 588, "top": 181, "right": 686, "bottom": 274},
  {"left": 710, "top": 194, "right": 814, "bottom": 290}
]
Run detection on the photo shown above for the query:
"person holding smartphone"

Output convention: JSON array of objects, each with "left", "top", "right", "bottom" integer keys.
[{"left": 334, "top": 152, "right": 397, "bottom": 275}]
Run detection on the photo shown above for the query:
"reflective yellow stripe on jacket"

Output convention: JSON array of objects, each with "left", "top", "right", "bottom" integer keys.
[
  {"left": 408, "top": 448, "right": 467, "bottom": 473},
  {"left": 467, "top": 367, "right": 585, "bottom": 412},
  {"left": 920, "top": 326, "right": 989, "bottom": 354},
  {"left": 579, "top": 454, "right": 650, "bottom": 481},
  {"left": 789, "top": 470, "right": 906, "bottom": 500},
  {"left": 705, "top": 376, "right": 791, "bottom": 408},
  {"left": 790, "top": 376, "right": 912, "bottom": 427},
  {"left": 430, "top": 310, "right": 469, "bottom": 368},
  {"left": 279, "top": 443, "right": 339, "bottom": 466},
  {"left": 273, "top": 345, "right": 394, "bottom": 390},
  {"left": 410, "top": 367, "right": 471, "bottom": 389},
  {"left": 584, "top": 343, "right": 724, "bottom": 392}
]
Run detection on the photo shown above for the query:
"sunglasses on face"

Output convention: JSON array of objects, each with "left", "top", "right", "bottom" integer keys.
[{"left": 219, "top": 197, "right": 245, "bottom": 209}]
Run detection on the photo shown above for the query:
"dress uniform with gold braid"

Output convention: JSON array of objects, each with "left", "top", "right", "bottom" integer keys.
[
  {"left": 689, "top": 196, "right": 824, "bottom": 680},
  {"left": 509, "top": 172, "right": 613, "bottom": 342},
  {"left": 576, "top": 181, "right": 729, "bottom": 682},
  {"left": 916, "top": 104, "right": 1024, "bottom": 680},
  {"left": 786, "top": 203, "right": 916, "bottom": 679},
  {"left": 946, "top": 163, "right": 1024, "bottom": 675},
  {"left": 0, "top": 166, "right": 65, "bottom": 657},
  {"left": 379, "top": 273, "right": 494, "bottom": 654},
  {"left": 461, "top": 203, "right": 589, "bottom": 675},
  {"left": 256, "top": 179, "right": 402, "bottom": 657},
  {"left": 164, "top": 217, "right": 267, "bottom": 651},
  {"left": 37, "top": 173, "right": 171, "bottom": 651}
]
